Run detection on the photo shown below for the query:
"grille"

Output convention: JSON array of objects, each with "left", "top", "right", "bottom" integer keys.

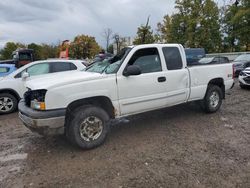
[{"left": 243, "top": 76, "right": 250, "bottom": 84}]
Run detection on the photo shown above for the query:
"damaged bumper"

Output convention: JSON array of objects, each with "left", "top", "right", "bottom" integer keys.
[{"left": 18, "top": 100, "right": 66, "bottom": 135}]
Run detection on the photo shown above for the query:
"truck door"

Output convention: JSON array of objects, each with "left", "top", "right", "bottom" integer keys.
[
  {"left": 117, "top": 47, "right": 169, "bottom": 116},
  {"left": 161, "top": 46, "right": 189, "bottom": 105}
]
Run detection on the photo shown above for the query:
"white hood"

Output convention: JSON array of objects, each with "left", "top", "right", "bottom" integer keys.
[{"left": 25, "top": 71, "right": 105, "bottom": 90}]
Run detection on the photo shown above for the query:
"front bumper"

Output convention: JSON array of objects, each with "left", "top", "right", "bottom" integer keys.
[
  {"left": 239, "top": 75, "right": 250, "bottom": 86},
  {"left": 18, "top": 100, "right": 66, "bottom": 135}
]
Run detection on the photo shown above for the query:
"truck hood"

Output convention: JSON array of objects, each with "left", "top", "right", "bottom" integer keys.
[{"left": 25, "top": 71, "right": 105, "bottom": 90}]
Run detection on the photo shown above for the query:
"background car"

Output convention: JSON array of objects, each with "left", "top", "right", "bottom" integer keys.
[
  {"left": 196, "top": 56, "right": 229, "bottom": 65},
  {"left": 233, "top": 54, "right": 250, "bottom": 77},
  {"left": 0, "top": 59, "right": 86, "bottom": 114},
  {"left": 90, "top": 53, "right": 114, "bottom": 65},
  {"left": 0, "top": 64, "right": 17, "bottom": 77},
  {"left": 239, "top": 67, "right": 250, "bottom": 89}
]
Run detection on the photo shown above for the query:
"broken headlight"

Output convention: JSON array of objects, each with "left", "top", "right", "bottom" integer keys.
[{"left": 24, "top": 89, "right": 47, "bottom": 110}]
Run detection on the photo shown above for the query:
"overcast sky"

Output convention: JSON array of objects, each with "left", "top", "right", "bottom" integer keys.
[{"left": 0, "top": 0, "right": 226, "bottom": 49}]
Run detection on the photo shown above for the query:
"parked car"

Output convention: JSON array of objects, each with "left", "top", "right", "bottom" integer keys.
[
  {"left": 233, "top": 54, "right": 250, "bottom": 77},
  {"left": 19, "top": 44, "right": 234, "bottom": 150},
  {"left": 0, "top": 64, "right": 17, "bottom": 77},
  {"left": 0, "top": 59, "right": 86, "bottom": 114},
  {"left": 198, "top": 56, "right": 229, "bottom": 65},
  {"left": 90, "top": 53, "right": 114, "bottom": 65},
  {"left": 239, "top": 67, "right": 250, "bottom": 89}
]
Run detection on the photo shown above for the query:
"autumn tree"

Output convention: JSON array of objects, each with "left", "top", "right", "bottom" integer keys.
[{"left": 69, "top": 35, "right": 101, "bottom": 59}]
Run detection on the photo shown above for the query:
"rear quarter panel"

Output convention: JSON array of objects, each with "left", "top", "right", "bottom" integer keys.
[{"left": 188, "top": 63, "right": 234, "bottom": 101}]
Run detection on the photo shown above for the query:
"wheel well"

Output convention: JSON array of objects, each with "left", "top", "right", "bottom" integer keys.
[
  {"left": 66, "top": 96, "right": 115, "bottom": 119},
  {"left": 0, "top": 89, "right": 20, "bottom": 101},
  {"left": 208, "top": 78, "right": 225, "bottom": 99}
]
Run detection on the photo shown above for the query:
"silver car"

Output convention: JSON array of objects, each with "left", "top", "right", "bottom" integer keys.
[{"left": 239, "top": 67, "right": 250, "bottom": 89}]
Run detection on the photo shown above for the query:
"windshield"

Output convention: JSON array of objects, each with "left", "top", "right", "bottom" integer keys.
[
  {"left": 86, "top": 47, "right": 131, "bottom": 74},
  {"left": 19, "top": 52, "right": 32, "bottom": 61},
  {"left": 234, "top": 54, "right": 250, "bottom": 61},
  {"left": 198, "top": 57, "right": 214, "bottom": 64}
]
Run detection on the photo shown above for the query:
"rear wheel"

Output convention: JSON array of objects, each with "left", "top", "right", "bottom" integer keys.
[
  {"left": 66, "top": 105, "right": 110, "bottom": 149},
  {"left": 0, "top": 93, "right": 18, "bottom": 115},
  {"left": 201, "top": 85, "right": 223, "bottom": 113}
]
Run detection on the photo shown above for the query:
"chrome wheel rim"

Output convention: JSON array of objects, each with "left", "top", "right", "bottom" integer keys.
[
  {"left": 0, "top": 97, "right": 14, "bottom": 112},
  {"left": 209, "top": 91, "right": 219, "bottom": 108},
  {"left": 79, "top": 116, "right": 103, "bottom": 142}
]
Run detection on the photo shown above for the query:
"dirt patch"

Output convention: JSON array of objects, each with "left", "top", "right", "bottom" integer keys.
[{"left": 0, "top": 84, "right": 249, "bottom": 188}]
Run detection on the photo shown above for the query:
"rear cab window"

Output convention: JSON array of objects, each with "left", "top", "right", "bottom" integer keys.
[{"left": 162, "top": 47, "right": 183, "bottom": 70}]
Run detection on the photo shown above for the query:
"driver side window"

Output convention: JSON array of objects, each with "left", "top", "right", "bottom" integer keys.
[{"left": 128, "top": 48, "right": 162, "bottom": 74}]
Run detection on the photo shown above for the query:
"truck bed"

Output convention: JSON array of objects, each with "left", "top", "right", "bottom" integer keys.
[{"left": 187, "top": 63, "right": 234, "bottom": 101}]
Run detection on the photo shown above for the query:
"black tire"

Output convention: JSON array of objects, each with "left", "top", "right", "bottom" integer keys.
[
  {"left": 66, "top": 105, "right": 110, "bottom": 149},
  {"left": 240, "top": 84, "right": 247, "bottom": 89},
  {"left": 202, "top": 85, "right": 223, "bottom": 113},
  {"left": 0, "top": 93, "right": 18, "bottom": 115}
]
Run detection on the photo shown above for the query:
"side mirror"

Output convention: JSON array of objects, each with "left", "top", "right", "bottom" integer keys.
[
  {"left": 22, "top": 72, "right": 30, "bottom": 80},
  {"left": 123, "top": 65, "right": 141, "bottom": 76}
]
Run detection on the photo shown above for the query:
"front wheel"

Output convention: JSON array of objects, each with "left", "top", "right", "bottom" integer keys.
[
  {"left": 240, "top": 84, "right": 248, "bottom": 89},
  {"left": 0, "top": 93, "right": 18, "bottom": 115},
  {"left": 66, "top": 105, "right": 110, "bottom": 149},
  {"left": 201, "top": 85, "right": 223, "bottom": 113}
]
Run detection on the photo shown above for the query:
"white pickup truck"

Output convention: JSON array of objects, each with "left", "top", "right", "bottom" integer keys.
[{"left": 19, "top": 44, "right": 234, "bottom": 149}]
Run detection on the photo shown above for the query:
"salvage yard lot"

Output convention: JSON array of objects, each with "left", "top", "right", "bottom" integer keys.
[{"left": 0, "top": 83, "right": 249, "bottom": 188}]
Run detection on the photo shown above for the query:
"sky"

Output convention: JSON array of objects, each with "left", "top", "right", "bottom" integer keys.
[{"left": 0, "top": 0, "right": 228, "bottom": 49}]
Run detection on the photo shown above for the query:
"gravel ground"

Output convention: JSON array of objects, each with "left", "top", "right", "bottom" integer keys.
[{"left": 0, "top": 83, "right": 249, "bottom": 188}]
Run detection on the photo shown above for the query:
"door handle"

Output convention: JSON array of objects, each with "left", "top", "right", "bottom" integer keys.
[{"left": 158, "top": 76, "right": 166, "bottom": 82}]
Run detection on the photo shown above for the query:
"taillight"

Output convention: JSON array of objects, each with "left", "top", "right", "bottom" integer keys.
[{"left": 232, "top": 64, "right": 235, "bottom": 78}]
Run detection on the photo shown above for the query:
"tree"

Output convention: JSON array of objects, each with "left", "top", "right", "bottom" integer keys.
[
  {"left": 39, "top": 44, "right": 60, "bottom": 59},
  {"left": 27, "top": 43, "right": 42, "bottom": 60},
  {"left": 158, "top": 0, "right": 221, "bottom": 53},
  {"left": 107, "top": 44, "right": 114, "bottom": 54},
  {"left": 102, "top": 28, "right": 113, "bottom": 52},
  {"left": 69, "top": 35, "right": 101, "bottom": 59},
  {"left": 0, "top": 42, "right": 25, "bottom": 60},
  {"left": 223, "top": 0, "right": 250, "bottom": 51},
  {"left": 133, "top": 16, "right": 156, "bottom": 45}
]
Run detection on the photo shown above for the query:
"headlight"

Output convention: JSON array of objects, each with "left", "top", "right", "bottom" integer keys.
[
  {"left": 24, "top": 89, "right": 47, "bottom": 110},
  {"left": 31, "top": 100, "right": 46, "bottom": 110}
]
